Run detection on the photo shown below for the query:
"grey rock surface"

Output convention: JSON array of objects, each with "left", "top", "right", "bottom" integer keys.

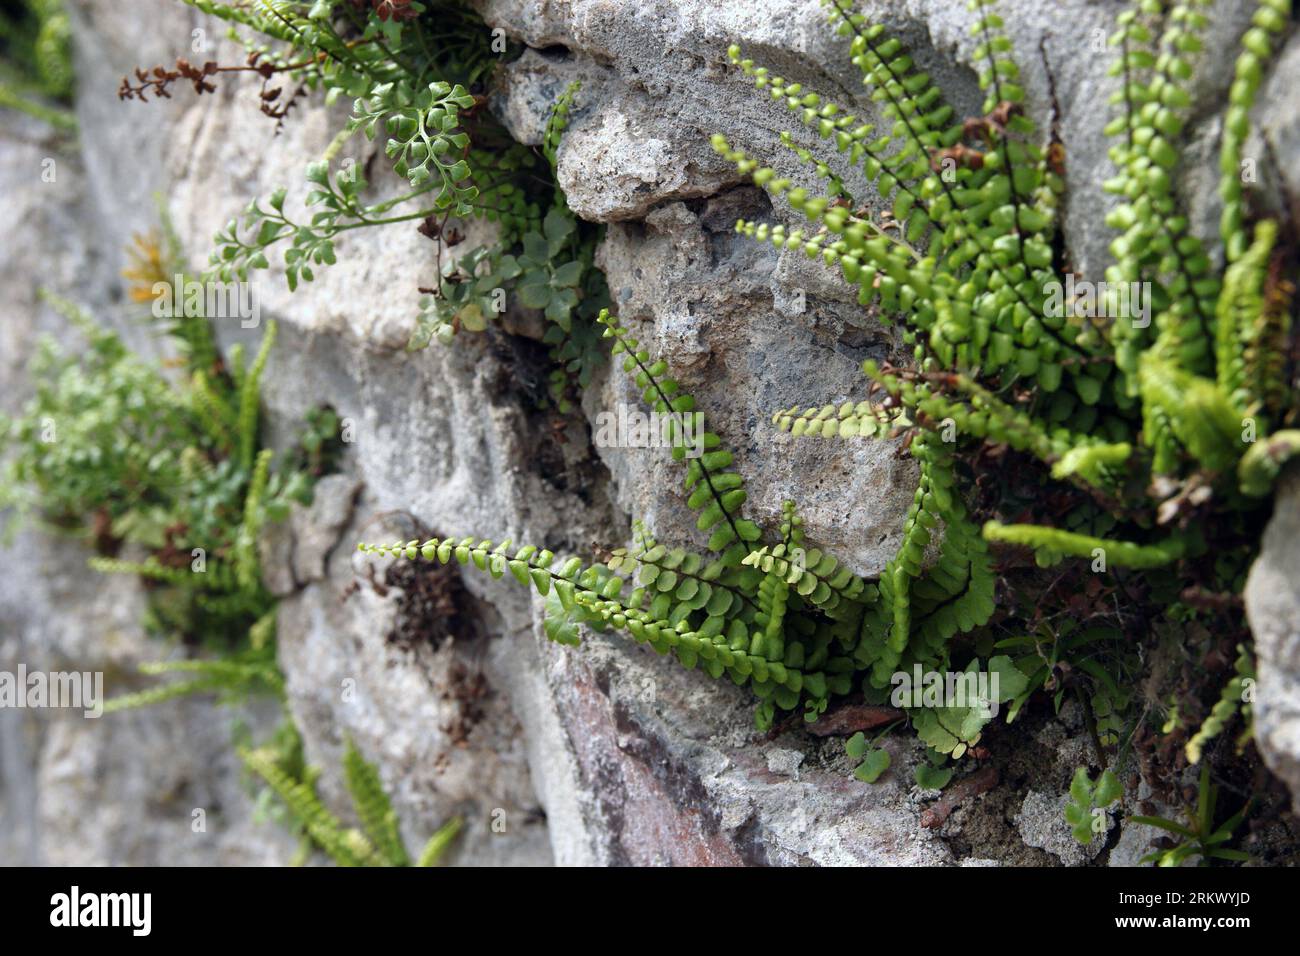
[
  {"left": 1245, "top": 466, "right": 1300, "bottom": 813},
  {"left": 590, "top": 195, "right": 917, "bottom": 578},
  {"left": 5, "top": 0, "right": 1300, "bottom": 866}
]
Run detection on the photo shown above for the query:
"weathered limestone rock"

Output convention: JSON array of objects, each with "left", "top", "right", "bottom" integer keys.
[
  {"left": 1245, "top": 467, "right": 1300, "bottom": 813},
  {"left": 524, "top": 595, "right": 950, "bottom": 864},
  {"left": 6, "top": 0, "right": 1300, "bottom": 866}
]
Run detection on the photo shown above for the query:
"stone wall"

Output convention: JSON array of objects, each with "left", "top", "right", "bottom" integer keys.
[{"left": 2, "top": 0, "right": 1299, "bottom": 866}]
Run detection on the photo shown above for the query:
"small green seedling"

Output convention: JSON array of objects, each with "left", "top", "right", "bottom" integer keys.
[
  {"left": 846, "top": 730, "right": 891, "bottom": 783},
  {"left": 1065, "top": 766, "right": 1123, "bottom": 845},
  {"left": 914, "top": 762, "right": 954, "bottom": 791}
]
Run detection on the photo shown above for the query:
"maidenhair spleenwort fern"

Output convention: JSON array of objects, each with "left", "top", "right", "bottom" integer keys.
[
  {"left": 1185, "top": 643, "right": 1255, "bottom": 765},
  {"left": 362, "top": 0, "right": 1293, "bottom": 855},
  {"left": 360, "top": 310, "right": 1009, "bottom": 747},
  {"left": 363, "top": 310, "right": 862, "bottom": 729},
  {"left": 708, "top": 0, "right": 1295, "bottom": 755}
]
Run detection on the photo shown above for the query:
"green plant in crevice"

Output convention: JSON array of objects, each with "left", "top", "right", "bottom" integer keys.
[
  {"left": 1, "top": 228, "right": 331, "bottom": 706},
  {"left": 995, "top": 621, "right": 1138, "bottom": 748},
  {"left": 136, "top": 2, "right": 608, "bottom": 413},
  {"left": 534, "top": 80, "right": 611, "bottom": 410},
  {"left": 914, "top": 757, "right": 954, "bottom": 791},
  {"left": 1131, "top": 764, "right": 1251, "bottom": 865},
  {"left": 1, "top": 309, "right": 304, "bottom": 669},
  {"left": 907, "top": 656, "right": 1028, "bottom": 758},
  {"left": 347, "top": 0, "right": 1296, "bottom": 841},
  {"left": 361, "top": 310, "right": 866, "bottom": 731},
  {"left": 79, "top": 320, "right": 312, "bottom": 660},
  {"left": 1, "top": 283, "right": 332, "bottom": 861},
  {"left": 241, "top": 735, "right": 463, "bottom": 867},
  {"left": 845, "top": 728, "right": 892, "bottom": 783},
  {"left": 406, "top": 80, "right": 608, "bottom": 409},
  {"left": 703, "top": 0, "right": 1295, "bottom": 787},
  {"left": 239, "top": 714, "right": 317, "bottom": 861},
  {"left": 1065, "top": 766, "right": 1123, "bottom": 846},
  {"left": 357, "top": 310, "right": 1018, "bottom": 750},
  {"left": 102, "top": 646, "right": 283, "bottom": 714},
  {"left": 408, "top": 204, "right": 591, "bottom": 349},
  {"left": 1185, "top": 643, "right": 1255, "bottom": 765},
  {"left": 1, "top": 276, "right": 399, "bottom": 862},
  {"left": 543, "top": 79, "right": 580, "bottom": 200},
  {"left": 719, "top": 0, "right": 1293, "bottom": 511},
  {"left": 1, "top": 297, "right": 202, "bottom": 537}
]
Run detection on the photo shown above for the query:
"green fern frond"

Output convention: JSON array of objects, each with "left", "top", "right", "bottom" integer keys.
[
  {"left": 543, "top": 80, "right": 580, "bottom": 174},
  {"left": 906, "top": 657, "right": 1026, "bottom": 758},
  {"left": 822, "top": 0, "right": 956, "bottom": 196},
  {"left": 89, "top": 556, "right": 195, "bottom": 587},
  {"left": 415, "top": 816, "right": 463, "bottom": 867},
  {"left": 1050, "top": 442, "right": 1134, "bottom": 487},
  {"left": 1218, "top": 219, "right": 1292, "bottom": 434},
  {"left": 358, "top": 534, "right": 851, "bottom": 715},
  {"left": 609, "top": 523, "right": 761, "bottom": 634},
  {"left": 235, "top": 447, "right": 273, "bottom": 592},
  {"left": 983, "top": 521, "right": 1187, "bottom": 569},
  {"left": 241, "top": 745, "right": 377, "bottom": 867},
  {"left": 856, "top": 436, "right": 995, "bottom": 686},
  {"left": 742, "top": 525, "right": 874, "bottom": 623},
  {"left": 191, "top": 369, "right": 238, "bottom": 453},
  {"left": 1138, "top": 353, "right": 1245, "bottom": 475},
  {"left": 1186, "top": 644, "right": 1255, "bottom": 763},
  {"left": 136, "top": 654, "right": 279, "bottom": 683},
  {"left": 1104, "top": 0, "right": 1219, "bottom": 385},
  {"left": 1238, "top": 429, "right": 1300, "bottom": 497},
  {"left": 862, "top": 361, "right": 1131, "bottom": 492},
  {"left": 342, "top": 737, "right": 410, "bottom": 867},
  {"left": 249, "top": 605, "right": 276, "bottom": 650},
  {"left": 238, "top": 320, "right": 277, "bottom": 472},
  {"left": 597, "top": 310, "right": 763, "bottom": 566},
  {"left": 1219, "top": 0, "right": 1291, "bottom": 262},
  {"left": 102, "top": 676, "right": 231, "bottom": 714},
  {"left": 724, "top": 1, "right": 1084, "bottom": 383},
  {"left": 771, "top": 399, "right": 902, "bottom": 439},
  {"left": 104, "top": 652, "right": 282, "bottom": 713},
  {"left": 910, "top": 501, "right": 995, "bottom": 662}
]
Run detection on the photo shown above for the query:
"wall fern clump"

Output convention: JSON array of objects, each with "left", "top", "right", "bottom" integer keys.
[
  {"left": 0, "top": 229, "right": 429, "bottom": 862},
  {"left": 714, "top": 0, "right": 1294, "bottom": 836},
  {"left": 126, "top": 1, "right": 608, "bottom": 410},
  {"left": 361, "top": 0, "right": 1297, "bottom": 862},
  {"left": 1, "top": 235, "right": 334, "bottom": 708}
]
